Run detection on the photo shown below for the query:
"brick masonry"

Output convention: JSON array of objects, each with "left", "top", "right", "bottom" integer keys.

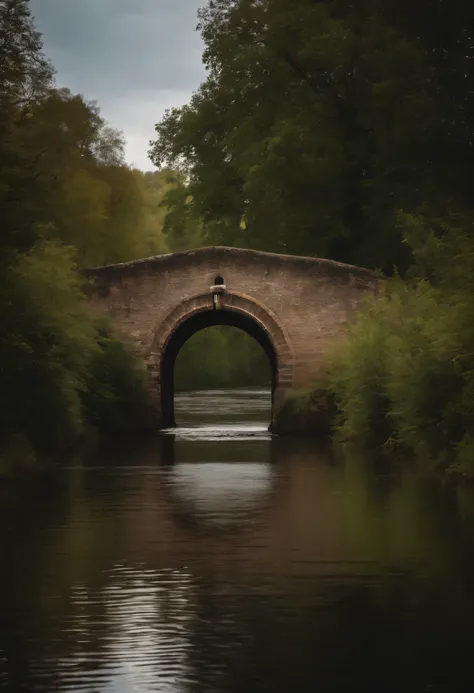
[{"left": 84, "top": 246, "right": 379, "bottom": 427}]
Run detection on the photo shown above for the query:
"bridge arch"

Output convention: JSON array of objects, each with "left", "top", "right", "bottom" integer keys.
[
  {"left": 84, "top": 246, "right": 379, "bottom": 429},
  {"left": 146, "top": 291, "right": 295, "bottom": 428}
]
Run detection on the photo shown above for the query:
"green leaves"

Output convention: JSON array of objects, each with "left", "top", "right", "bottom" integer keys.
[
  {"left": 0, "top": 241, "right": 97, "bottom": 454},
  {"left": 0, "top": 0, "right": 54, "bottom": 111},
  {"left": 175, "top": 326, "right": 271, "bottom": 390},
  {"left": 0, "top": 2, "right": 163, "bottom": 470},
  {"left": 82, "top": 328, "right": 156, "bottom": 435},
  {"left": 329, "top": 223, "right": 474, "bottom": 472},
  {"left": 150, "top": 0, "right": 446, "bottom": 271},
  {"left": 0, "top": 240, "right": 157, "bottom": 463}
]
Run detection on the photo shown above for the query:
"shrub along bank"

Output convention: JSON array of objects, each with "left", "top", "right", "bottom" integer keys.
[
  {"left": 274, "top": 219, "right": 474, "bottom": 478},
  {"left": 0, "top": 1, "right": 168, "bottom": 477},
  {"left": 273, "top": 384, "right": 337, "bottom": 438},
  {"left": 0, "top": 245, "right": 157, "bottom": 479}
]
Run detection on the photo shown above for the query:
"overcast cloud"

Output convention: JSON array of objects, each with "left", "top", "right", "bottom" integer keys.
[{"left": 30, "top": 0, "right": 207, "bottom": 169}]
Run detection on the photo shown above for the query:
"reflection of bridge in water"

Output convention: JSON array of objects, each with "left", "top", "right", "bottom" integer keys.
[
  {"left": 2, "top": 392, "right": 462, "bottom": 692},
  {"left": 90, "top": 432, "right": 346, "bottom": 575},
  {"left": 30, "top": 435, "right": 386, "bottom": 693},
  {"left": 7, "top": 424, "right": 434, "bottom": 693}
]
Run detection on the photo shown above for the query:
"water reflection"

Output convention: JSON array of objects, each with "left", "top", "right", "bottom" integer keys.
[
  {"left": 1, "top": 389, "right": 474, "bottom": 692},
  {"left": 168, "top": 463, "right": 273, "bottom": 527}
]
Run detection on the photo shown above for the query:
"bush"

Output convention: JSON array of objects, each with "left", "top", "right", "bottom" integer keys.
[
  {"left": 329, "top": 234, "right": 474, "bottom": 474},
  {"left": 273, "top": 382, "right": 337, "bottom": 436},
  {"left": 0, "top": 242, "right": 99, "bottom": 458},
  {"left": 0, "top": 435, "right": 39, "bottom": 479},
  {"left": 82, "top": 328, "right": 157, "bottom": 435},
  {"left": 329, "top": 292, "right": 394, "bottom": 450},
  {"left": 0, "top": 242, "right": 157, "bottom": 474}
]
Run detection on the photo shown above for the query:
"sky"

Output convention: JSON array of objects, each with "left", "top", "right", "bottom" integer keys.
[{"left": 29, "top": 0, "right": 207, "bottom": 170}]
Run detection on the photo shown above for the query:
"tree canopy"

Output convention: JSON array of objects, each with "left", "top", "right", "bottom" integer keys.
[
  {"left": 0, "top": 0, "right": 173, "bottom": 472},
  {"left": 150, "top": 0, "right": 474, "bottom": 274}
]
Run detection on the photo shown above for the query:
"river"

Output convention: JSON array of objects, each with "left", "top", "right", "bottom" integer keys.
[{"left": 1, "top": 388, "right": 474, "bottom": 692}]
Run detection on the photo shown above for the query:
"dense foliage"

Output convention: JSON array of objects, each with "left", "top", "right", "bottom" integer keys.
[
  {"left": 0, "top": 0, "right": 166, "bottom": 474},
  {"left": 150, "top": 0, "right": 474, "bottom": 274},
  {"left": 329, "top": 217, "right": 474, "bottom": 475},
  {"left": 175, "top": 327, "right": 270, "bottom": 390}
]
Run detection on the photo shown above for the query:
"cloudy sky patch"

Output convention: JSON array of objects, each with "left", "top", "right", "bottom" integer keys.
[{"left": 30, "top": 0, "right": 206, "bottom": 169}]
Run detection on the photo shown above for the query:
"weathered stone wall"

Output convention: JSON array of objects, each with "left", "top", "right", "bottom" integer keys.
[{"left": 84, "top": 246, "right": 379, "bottom": 426}]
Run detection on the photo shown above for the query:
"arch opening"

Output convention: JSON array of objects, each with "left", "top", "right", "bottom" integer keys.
[
  {"left": 160, "top": 309, "right": 278, "bottom": 428},
  {"left": 174, "top": 325, "right": 271, "bottom": 393}
]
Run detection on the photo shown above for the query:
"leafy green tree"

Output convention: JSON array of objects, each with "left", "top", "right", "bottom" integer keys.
[
  {"left": 323, "top": 213, "right": 474, "bottom": 473},
  {"left": 8, "top": 85, "right": 171, "bottom": 268},
  {"left": 159, "top": 171, "right": 205, "bottom": 252},
  {"left": 0, "top": 242, "right": 99, "bottom": 457},
  {"left": 0, "top": 0, "right": 53, "bottom": 107},
  {"left": 174, "top": 327, "right": 271, "bottom": 390},
  {"left": 150, "top": 0, "right": 442, "bottom": 272},
  {"left": 0, "top": 0, "right": 54, "bottom": 262},
  {"left": 82, "top": 327, "right": 157, "bottom": 435},
  {"left": 0, "top": 1, "right": 158, "bottom": 473}
]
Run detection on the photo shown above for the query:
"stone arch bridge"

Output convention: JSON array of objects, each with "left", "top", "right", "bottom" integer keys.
[{"left": 84, "top": 247, "right": 378, "bottom": 428}]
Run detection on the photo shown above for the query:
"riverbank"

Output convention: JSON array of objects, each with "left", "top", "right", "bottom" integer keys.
[
  {"left": 272, "top": 385, "right": 337, "bottom": 438},
  {"left": 274, "top": 378, "right": 474, "bottom": 481},
  {"left": 0, "top": 419, "right": 162, "bottom": 481}
]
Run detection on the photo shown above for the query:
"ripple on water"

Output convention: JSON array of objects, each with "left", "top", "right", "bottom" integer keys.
[
  {"left": 173, "top": 387, "right": 272, "bottom": 429},
  {"left": 165, "top": 387, "right": 273, "bottom": 441},
  {"left": 161, "top": 423, "right": 271, "bottom": 442}
]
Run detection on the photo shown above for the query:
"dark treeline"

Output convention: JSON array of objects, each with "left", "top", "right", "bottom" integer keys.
[
  {"left": 175, "top": 327, "right": 270, "bottom": 390},
  {"left": 150, "top": 0, "right": 474, "bottom": 474},
  {"left": 0, "top": 0, "right": 175, "bottom": 474},
  {"left": 150, "top": 0, "right": 474, "bottom": 274}
]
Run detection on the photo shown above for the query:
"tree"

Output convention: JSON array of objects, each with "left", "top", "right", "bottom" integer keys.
[
  {"left": 0, "top": 0, "right": 53, "bottom": 110},
  {"left": 150, "top": 0, "right": 466, "bottom": 272},
  {"left": 0, "top": 1, "right": 159, "bottom": 472},
  {"left": 0, "top": 0, "right": 54, "bottom": 262},
  {"left": 157, "top": 170, "right": 205, "bottom": 252}
]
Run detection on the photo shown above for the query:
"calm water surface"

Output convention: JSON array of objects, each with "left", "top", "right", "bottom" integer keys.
[{"left": 2, "top": 388, "right": 474, "bottom": 692}]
